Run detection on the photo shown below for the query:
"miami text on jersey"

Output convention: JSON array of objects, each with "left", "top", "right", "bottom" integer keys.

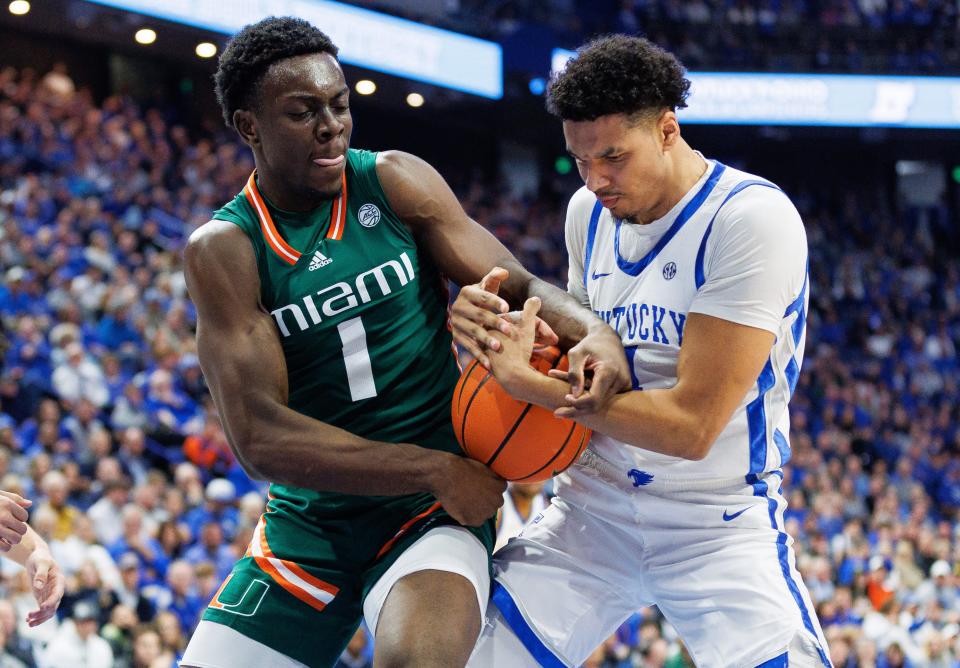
[{"left": 270, "top": 252, "right": 416, "bottom": 337}]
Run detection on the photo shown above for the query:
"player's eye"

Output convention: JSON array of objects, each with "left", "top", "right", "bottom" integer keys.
[{"left": 288, "top": 110, "right": 313, "bottom": 120}]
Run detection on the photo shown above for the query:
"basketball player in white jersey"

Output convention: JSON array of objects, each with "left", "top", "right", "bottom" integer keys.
[{"left": 452, "top": 36, "right": 831, "bottom": 668}]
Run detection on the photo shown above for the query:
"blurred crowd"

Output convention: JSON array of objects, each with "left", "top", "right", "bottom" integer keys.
[
  {"left": 0, "top": 54, "right": 958, "bottom": 668},
  {"left": 357, "top": 0, "right": 960, "bottom": 74}
]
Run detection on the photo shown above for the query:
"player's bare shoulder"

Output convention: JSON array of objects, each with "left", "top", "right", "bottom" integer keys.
[{"left": 183, "top": 220, "right": 261, "bottom": 314}]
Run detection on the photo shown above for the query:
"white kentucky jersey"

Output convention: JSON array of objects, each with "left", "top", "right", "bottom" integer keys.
[{"left": 566, "top": 158, "right": 809, "bottom": 483}]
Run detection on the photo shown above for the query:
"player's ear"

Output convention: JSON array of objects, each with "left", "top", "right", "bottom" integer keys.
[
  {"left": 234, "top": 110, "right": 259, "bottom": 147},
  {"left": 659, "top": 110, "right": 680, "bottom": 151}
]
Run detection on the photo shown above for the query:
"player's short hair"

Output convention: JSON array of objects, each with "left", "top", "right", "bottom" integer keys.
[
  {"left": 547, "top": 35, "right": 690, "bottom": 123},
  {"left": 214, "top": 16, "right": 339, "bottom": 129}
]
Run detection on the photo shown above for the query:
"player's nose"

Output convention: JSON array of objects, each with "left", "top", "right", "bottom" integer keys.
[{"left": 584, "top": 168, "right": 610, "bottom": 194}]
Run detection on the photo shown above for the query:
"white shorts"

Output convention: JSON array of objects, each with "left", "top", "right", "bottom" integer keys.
[
  {"left": 469, "top": 463, "right": 831, "bottom": 668},
  {"left": 181, "top": 525, "right": 489, "bottom": 668}
]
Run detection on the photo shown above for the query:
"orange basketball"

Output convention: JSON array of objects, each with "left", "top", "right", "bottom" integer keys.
[{"left": 451, "top": 349, "right": 592, "bottom": 483}]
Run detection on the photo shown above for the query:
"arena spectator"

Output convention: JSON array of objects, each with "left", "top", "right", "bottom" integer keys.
[{"left": 42, "top": 600, "right": 113, "bottom": 668}]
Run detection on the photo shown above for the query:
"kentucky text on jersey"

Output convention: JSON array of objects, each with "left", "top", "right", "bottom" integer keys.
[
  {"left": 271, "top": 252, "right": 416, "bottom": 337},
  {"left": 594, "top": 303, "right": 687, "bottom": 346}
]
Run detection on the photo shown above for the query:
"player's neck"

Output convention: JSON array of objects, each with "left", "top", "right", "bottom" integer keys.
[
  {"left": 640, "top": 144, "right": 708, "bottom": 225},
  {"left": 255, "top": 169, "right": 327, "bottom": 212}
]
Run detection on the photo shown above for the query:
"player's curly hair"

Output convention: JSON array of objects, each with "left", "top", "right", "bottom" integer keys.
[
  {"left": 547, "top": 35, "right": 690, "bottom": 122},
  {"left": 214, "top": 17, "right": 339, "bottom": 129}
]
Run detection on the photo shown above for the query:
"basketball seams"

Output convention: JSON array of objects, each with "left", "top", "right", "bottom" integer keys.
[
  {"left": 451, "top": 350, "right": 591, "bottom": 482},
  {"left": 459, "top": 366, "right": 497, "bottom": 455},
  {"left": 484, "top": 402, "right": 535, "bottom": 467},
  {"left": 515, "top": 421, "right": 579, "bottom": 482},
  {"left": 453, "top": 360, "right": 484, "bottom": 446}
]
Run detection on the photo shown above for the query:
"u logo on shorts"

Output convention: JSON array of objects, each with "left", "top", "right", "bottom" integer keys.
[{"left": 209, "top": 574, "right": 270, "bottom": 617}]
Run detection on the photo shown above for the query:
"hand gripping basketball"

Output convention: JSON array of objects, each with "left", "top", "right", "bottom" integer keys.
[{"left": 451, "top": 348, "right": 592, "bottom": 482}]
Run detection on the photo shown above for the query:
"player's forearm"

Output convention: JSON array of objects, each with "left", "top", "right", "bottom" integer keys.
[
  {"left": 229, "top": 397, "right": 451, "bottom": 496},
  {"left": 502, "top": 368, "right": 713, "bottom": 460},
  {"left": 5, "top": 527, "right": 47, "bottom": 567}
]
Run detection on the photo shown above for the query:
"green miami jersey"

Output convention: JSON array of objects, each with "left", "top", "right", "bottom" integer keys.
[
  {"left": 212, "top": 148, "right": 462, "bottom": 514},
  {"left": 200, "top": 149, "right": 494, "bottom": 668}
]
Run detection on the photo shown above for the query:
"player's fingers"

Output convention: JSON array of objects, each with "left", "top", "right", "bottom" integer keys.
[
  {"left": 32, "top": 562, "right": 49, "bottom": 592},
  {"left": 565, "top": 349, "right": 588, "bottom": 398},
  {"left": 522, "top": 296, "right": 541, "bottom": 317},
  {"left": 451, "top": 295, "right": 509, "bottom": 330},
  {"left": 565, "top": 394, "right": 599, "bottom": 413},
  {"left": 520, "top": 297, "right": 541, "bottom": 330},
  {"left": 547, "top": 369, "right": 570, "bottom": 381},
  {"left": 0, "top": 516, "right": 28, "bottom": 536},
  {"left": 456, "top": 285, "right": 509, "bottom": 316},
  {"left": 0, "top": 526, "right": 24, "bottom": 546},
  {"left": 0, "top": 491, "right": 31, "bottom": 509},
  {"left": 535, "top": 318, "right": 560, "bottom": 347},
  {"left": 0, "top": 499, "right": 29, "bottom": 523},
  {"left": 451, "top": 319, "right": 503, "bottom": 353},
  {"left": 478, "top": 267, "right": 509, "bottom": 295},
  {"left": 588, "top": 366, "right": 620, "bottom": 405},
  {"left": 38, "top": 583, "right": 62, "bottom": 610},
  {"left": 27, "top": 607, "right": 54, "bottom": 627}
]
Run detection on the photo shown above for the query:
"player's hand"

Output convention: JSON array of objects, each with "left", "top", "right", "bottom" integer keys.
[
  {"left": 0, "top": 491, "right": 31, "bottom": 551},
  {"left": 488, "top": 297, "right": 542, "bottom": 396},
  {"left": 450, "top": 267, "right": 511, "bottom": 369},
  {"left": 549, "top": 326, "right": 631, "bottom": 418},
  {"left": 429, "top": 454, "right": 506, "bottom": 527},
  {"left": 501, "top": 310, "right": 559, "bottom": 358},
  {"left": 450, "top": 268, "right": 558, "bottom": 369},
  {"left": 24, "top": 548, "right": 64, "bottom": 627}
]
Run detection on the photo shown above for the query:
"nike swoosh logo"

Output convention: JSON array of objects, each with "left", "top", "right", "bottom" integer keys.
[
  {"left": 722, "top": 507, "right": 750, "bottom": 522},
  {"left": 591, "top": 271, "right": 611, "bottom": 280}
]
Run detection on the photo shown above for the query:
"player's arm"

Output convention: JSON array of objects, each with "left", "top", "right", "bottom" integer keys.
[
  {"left": 375, "top": 150, "right": 630, "bottom": 404},
  {"left": 4, "top": 524, "right": 64, "bottom": 627},
  {"left": 183, "top": 221, "right": 505, "bottom": 526},
  {"left": 491, "top": 304, "right": 773, "bottom": 460}
]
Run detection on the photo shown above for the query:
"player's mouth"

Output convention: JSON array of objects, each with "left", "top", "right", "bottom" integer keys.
[
  {"left": 312, "top": 154, "right": 345, "bottom": 169},
  {"left": 598, "top": 195, "right": 619, "bottom": 208}
]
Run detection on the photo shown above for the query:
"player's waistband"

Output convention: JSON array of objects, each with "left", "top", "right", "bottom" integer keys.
[{"left": 574, "top": 448, "right": 773, "bottom": 493}]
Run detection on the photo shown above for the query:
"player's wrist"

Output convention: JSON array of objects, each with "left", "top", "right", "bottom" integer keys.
[{"left": 415, "top": 448, "right": 458, "bottom": 498}]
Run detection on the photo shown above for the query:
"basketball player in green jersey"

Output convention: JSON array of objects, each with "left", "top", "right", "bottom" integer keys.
[{"left": 179, "top": 17, "right": 629, "bottom": 668}]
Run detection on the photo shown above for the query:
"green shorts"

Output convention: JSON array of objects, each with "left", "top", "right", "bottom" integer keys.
[{"left": 198, "top": 489, "right": 495, "bottom": 668}]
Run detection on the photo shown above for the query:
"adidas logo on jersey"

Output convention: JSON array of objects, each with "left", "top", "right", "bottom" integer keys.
[{"left": 308, "top": 251, "right": 332, "bottom": 271}]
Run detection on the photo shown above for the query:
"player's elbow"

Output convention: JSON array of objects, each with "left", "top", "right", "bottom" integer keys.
[
  {"left": 221, "top": 417, "right": 272, "bottom": 481},
  {"left": 682, "top": 424, "right": 720, "bottom": 461},
  {"left": 233, "top": 432, "right": 275, "bottom": 481}
]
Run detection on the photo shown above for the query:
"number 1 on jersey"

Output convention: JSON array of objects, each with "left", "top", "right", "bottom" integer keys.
[{"left": 337, "top": 317, "right": 377, "bottom": 401}]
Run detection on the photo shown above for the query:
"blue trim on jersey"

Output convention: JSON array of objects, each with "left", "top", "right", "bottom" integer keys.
[
  {"left": 613, "top": 162, "right": 726, "bottom": 278},
  {"left": 582, "top": 201, "right": 604, "bottom": 288},
  {"left": 755, "top": 651, "right": 788, "bottom": 668},
  {"left": 773, "top": 429, "right": 791, "bottom": 466},
  {"left": 784, "top": 271, "right": 809, "bottom": 347},
  {"left": 785, "top": 358, "right": 800, "bottom": 394},
  {"left": 747, "top": 359, "right": 777, "bottom": 474},
  {"left": 491, "top": 581, "right": 568, "bottom": 668},
  {"left": 624, "top": 345, "right": 641, "bottom": 390},
  {"left": 694, "top": 179, "right": 781, "bottom": 290},
  {"left": 747, "top": 472, "right": 832, "bottom": 668}
]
